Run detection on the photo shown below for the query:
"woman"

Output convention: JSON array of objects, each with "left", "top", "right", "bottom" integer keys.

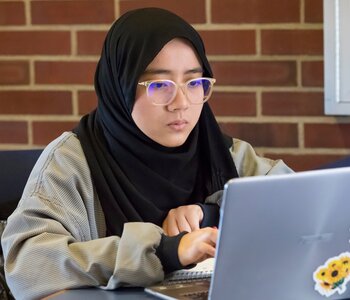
[{"left": 1, "top": 8, "right": 292, "bottom": 300}]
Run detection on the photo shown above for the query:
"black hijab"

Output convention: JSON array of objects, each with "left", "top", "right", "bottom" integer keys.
[{"left": 74, "top": 8, "right": 239, "bottom": 236}]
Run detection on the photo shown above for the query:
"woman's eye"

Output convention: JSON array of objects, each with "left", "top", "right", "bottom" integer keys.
[
  {"left": 151, "top": 82, "right": 168, "bottom": 90},
  {"left": 188, "top": 79, "right": 202, "bottom": 88}
]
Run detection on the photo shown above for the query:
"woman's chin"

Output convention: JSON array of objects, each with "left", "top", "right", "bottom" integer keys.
[{"left": 156, "top": 134, "right": 189, "bottom": 148}]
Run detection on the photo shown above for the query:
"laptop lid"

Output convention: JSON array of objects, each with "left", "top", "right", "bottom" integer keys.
[{"left": 210, "top": 166, "right": 350, "bottom": 300}]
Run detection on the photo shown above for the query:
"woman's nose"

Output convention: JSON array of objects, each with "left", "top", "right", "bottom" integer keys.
[{"left": 167, "top": 87, "right": 189, "bottom": 111}]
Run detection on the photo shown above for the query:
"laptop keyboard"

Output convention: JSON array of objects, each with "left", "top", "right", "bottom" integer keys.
[
  {"left": 146, "top": 278, "right": 210, "bottom": 299},
  {"left": 164, "top": 277, "right": 211, "bottom": 285},
  {"left": 181, "top": 290, "right": 209, "bottom": 299}
]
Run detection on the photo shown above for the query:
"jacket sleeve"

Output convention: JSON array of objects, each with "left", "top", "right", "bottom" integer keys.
[
  {"left": 203, "top": 138, "right": 294, "bottom": 207},
  {"left": 1, "top": 133, "right": 165, "bottom": 300},
  {"left": 231, "top": 138, "right": 294, "bottom": 177}
]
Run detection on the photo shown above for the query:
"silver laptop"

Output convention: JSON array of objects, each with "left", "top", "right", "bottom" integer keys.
[{"left": 146, "top": 167, "right": 350, "bottom": 300}]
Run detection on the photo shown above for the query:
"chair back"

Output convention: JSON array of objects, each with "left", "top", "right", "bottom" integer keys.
[
  {"left": 319, "top": 156, "right": 350, "bottom": 169},
  {"left": 0, "top": 149, "right": 42, "bottom": 220},
  {"left": 0, "top": 149, "right": 41, "bottom": 300}
]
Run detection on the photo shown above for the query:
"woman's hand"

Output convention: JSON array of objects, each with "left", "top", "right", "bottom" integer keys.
[
  {"left": 162, "top": 204, "right": 204, "bottom": 236},
  {"left": 178, "top": 227, "right": 218, "bottom": 266}
]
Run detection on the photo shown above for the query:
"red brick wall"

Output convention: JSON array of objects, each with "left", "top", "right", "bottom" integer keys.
[{"left": 1, "top": 0, "right": 349, "bottom": 171}]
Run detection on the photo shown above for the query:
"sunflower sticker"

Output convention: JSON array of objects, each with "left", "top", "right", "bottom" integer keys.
[{"left": 313, "top": 252, "right": 350, "bottom": 297}]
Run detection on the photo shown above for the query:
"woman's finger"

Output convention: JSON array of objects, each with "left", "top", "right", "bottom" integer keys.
[
  {"left": 162, "top": 221, "right": 168, "bottom": 235},
  {"left": 166, "top": 213, "right": 180, "bottom": 236},
  {"left": 198, "top": 241, "right": 216, "bottom": 258},
  {"left": 176, "top": 215, "right": 193, "bottom": 233}
]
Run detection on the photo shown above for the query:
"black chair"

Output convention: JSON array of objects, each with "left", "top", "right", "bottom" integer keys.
[
  {"left": 319, "top": 156, "right": 350, "bottom": 170},
  {"left": 0, "top": 149, "right": 42, "bottom": 220},
  {"left": 0, "top": 149, "right": 42, "bottom": 300}
]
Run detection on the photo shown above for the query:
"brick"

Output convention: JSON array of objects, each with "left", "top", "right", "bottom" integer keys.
[
  {"left": 78, "top": 91, "right": 97, "bottom": 115},
  {"left": 199, "top": 30, "right": 255, "bottom": 55},
  {"left": 261, "top": 30, "right": 323, "bottom": 55},
  {"left": 0, "top": 61, "right": 29, "bottom": 85},
  {"left": 0, "top": 91, "right": 72, "bottom": 115},
  {"left": 35, "top": 61, "right": 96, "bottom": 85},
  {"left": 77, "top": 31, "right": 107, "bottom": 55},
  {"left": 33, "top": 121, "right": 78, "bottom": 146},
  {"left": 210, "top": 92, "right": 256, "bottom": 116},
  {"left": 0, "top": 2, "right": 25, "bottom": 25},
  {"left": 0, "top": 121, "right": 27, "bottom": 144},
  {"left": 305, "top": 124, "right": 350, "bottom": 148},
  {"left": 266, "top": 153, "right": 345, "bottom": 172},
  {"left": 119, "top": 0, "right": 206, "bottom": 24},
  {"left": 0, "top": 31, "right": 71, "bottom": 55},
  {"left": 262, "top": 92, "right": 324, "bottom": 116},
  {"left": 31, "top": 0, "right": 114, "bottom": 25},
  {"left": 302, "top": 61, "right": 324, "bottom": 87},
  {"left": 219, "top": 122, "right": 298, "bottom": 147},
  {"left": 305, "top": 0, "right": 323, "bottom": 23},
  {"left": 212, "top": 0, "right": 299, "bottom": 23},
  {"left": 211, "top": 61, "right": 297, "bottom": 86}
]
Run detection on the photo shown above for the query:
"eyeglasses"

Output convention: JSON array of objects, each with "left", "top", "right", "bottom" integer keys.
[{"left": 138, "top": 77, "right": 216, "bottom": 106}]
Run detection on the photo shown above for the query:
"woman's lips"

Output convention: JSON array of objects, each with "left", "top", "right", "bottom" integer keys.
[{"left": 167, "top": 119, "right": 188, "bottom": 131}]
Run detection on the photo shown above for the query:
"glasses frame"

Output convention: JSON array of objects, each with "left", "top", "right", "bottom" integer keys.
[{"left": 138, "top": 77, "right": 216, "bottom": 106}]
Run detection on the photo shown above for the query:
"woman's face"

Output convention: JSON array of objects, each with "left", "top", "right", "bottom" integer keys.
[{"left": 132, "top": 38, "right": 204, "bottom": 147}]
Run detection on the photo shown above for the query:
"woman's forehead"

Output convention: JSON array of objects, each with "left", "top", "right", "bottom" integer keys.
[{"left": 143, "top": 38, "right": 202, "bottom": 73}]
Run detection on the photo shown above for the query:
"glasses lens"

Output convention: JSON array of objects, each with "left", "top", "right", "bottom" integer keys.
[
  {"left": 186, "top": 78, "right": 213, "bottom": 103},
  {"left": 148, "top": 80, "right": 175, "bottom": 105}
]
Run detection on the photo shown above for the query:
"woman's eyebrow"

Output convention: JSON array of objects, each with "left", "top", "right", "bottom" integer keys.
[
  {"left": 185, "top": 67, "right": 203, "bottom": 74},
  {"left": 143, "top": 67, "right": 203, "bottom": 76},
  {"left": 143, "top": 69, "right": 171, "bottom": 75}
]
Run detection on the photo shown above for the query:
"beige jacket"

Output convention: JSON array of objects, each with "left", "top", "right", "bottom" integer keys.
[{"left": 1, "top": 132, "right": 292, "bottom": 299}]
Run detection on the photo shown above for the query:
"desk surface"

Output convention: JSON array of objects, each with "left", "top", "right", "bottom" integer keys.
[{"left": 46, "top": 287, "right": 157, "bottom": 300}]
